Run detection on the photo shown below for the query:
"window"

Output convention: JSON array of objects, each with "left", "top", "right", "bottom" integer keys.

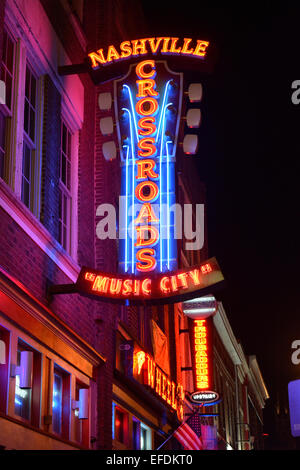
[
  {"left": 52, "top": 365, "right": 70, "bottom": 438},
  {"left": 0, "top": 113, "right": 6, "bottom": 178},
  {"left": 0, "top": 326, "right": 10, "bottom": 413},
  {"left": 14, "top": 340, "right": 41, "bottom": 427},
  {"left": 14, "top": 345, "right": 32, "bottom": 421},
  {"left": 21, "top": 64, "right": 37, "bottom": 210},
  {"left": 113, "top": 404, "right": 129, "bottom": 445},
  {"left": 140, "top": 423, "right": 152, "bottom": 450},
  {"left": 132, "top": 418, "right": 140, "bottom": 449},
  {"left": 52, "top": 370, "right": 63, "bottom": 434},
  {"left": 0, "top": 28, "right": 15, "bottom": 180},
  {"left": 59, "top": 120, "right": 72, "bottom": 252},
  {"left": 1, "top": 29, "right": 15, "bottom": 112},
  {"left": 132, "top": 418, "right": 152, "bottom": 450}
]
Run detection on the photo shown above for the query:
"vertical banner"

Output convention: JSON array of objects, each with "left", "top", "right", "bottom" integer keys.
[
  {"left": 114, "top": 60, "right": 183, "bottom": 275},
  {"left": 190, "top": 316, "right": 214, "bottom": 392}
]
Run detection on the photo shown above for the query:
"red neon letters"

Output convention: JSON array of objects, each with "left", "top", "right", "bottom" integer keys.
[
  {"left": 193, "top": 319, "right": 210, "bottom": 390},
  {"left": 81, "top": 263, "right": 215, "bottom": 300},
  {"left": 133, "top": 349, "right": 184, "bottom": 421}
]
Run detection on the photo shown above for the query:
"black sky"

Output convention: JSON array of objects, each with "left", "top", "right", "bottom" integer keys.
[{"left": 140, "top": 1, "right": 300, "bottom": 445}]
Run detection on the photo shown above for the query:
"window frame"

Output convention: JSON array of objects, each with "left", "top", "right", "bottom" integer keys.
[
  {"left": 0, "top": 26, "right": 16, "bottom": 183},
  {"left": 51, "top": 364, "right": 71, "bottom": 439},
  {"left": 13, "top": 339, "right": 42, "bottom": 428},
  {"left": 58, "top": 118, "right": 73, "bottom": 254}
]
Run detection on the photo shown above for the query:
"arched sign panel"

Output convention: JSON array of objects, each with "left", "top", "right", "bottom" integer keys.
[
  {"left": 86, "top": 37, "right": 214, "bottom": 84},
  {"left": 75, "top": 257, "right": 224, "bottom": 305}
]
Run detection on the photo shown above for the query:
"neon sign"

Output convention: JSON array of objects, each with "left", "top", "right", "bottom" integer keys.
[
  {"left": 75, "top": 258, "right": 224, "bottom": 304},
  {"left": 189, "top": 390, "right": 220, "bottom": 406},
  {"left": 88, "top": 37, "right": 209, "bottom": 69},
  {"left": 191, "top": 318, "right": 213, "bottom": 391},
  {"left": 114, "top": 59, "right": 182, "bottom": 274},
  {"left": 133, "top": 347, "right": 184, "bottom": 421}
]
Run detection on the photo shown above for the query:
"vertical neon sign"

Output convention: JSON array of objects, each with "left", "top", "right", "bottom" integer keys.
[
  {"left": 114, "top": 60, "right": 182, "bottom": 274},
  {"left": 192, "top": 317, "right": 213, "bottom": 391}
]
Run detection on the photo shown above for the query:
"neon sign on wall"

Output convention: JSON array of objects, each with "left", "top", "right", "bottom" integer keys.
[
  {"left": 114, "top": 59, "right": 182, "bottom": 275},
  {"left": 88, "top": 37, "right": 209, "bottom": 68},
  {"left": 76, "top": 258, "right": 224, "bottom": 304},
  {"left": 191, "top": 318, "right": 213, "bottom": 391},
  {"left": 133, "top": 347, "right": 184, "bottom": 421}
]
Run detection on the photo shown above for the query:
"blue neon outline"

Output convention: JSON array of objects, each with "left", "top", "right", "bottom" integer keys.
[
  {"left": 120, "top": 77, "right": 176, "bottom": 274},
  {"left": 159, "top": 102, "right": 173, "bottom": 271},
  {"left": 123, "top": 85, "right": 139, "bottom": 142},
  {"left": 156, "top": 80, "right": 171, "bottom": 143},
  {"left": 122, "top": 108, "right": 135, "bottom": 273},
  {"left": 166, "top": 140, "right": 173, "bottom": 269},
  {"left": 123, "top": 144, "right": 130, "bottom": 272}
]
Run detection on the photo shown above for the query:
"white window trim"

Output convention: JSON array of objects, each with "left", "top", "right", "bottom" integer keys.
[
  {"left": 0, "top": 178, "right": 80, "bottom": 282},
  {"left": 2, "top": 1, "right": 83, "bottom": 265}
]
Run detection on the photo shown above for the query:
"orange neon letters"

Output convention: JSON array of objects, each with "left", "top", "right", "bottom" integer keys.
[
  {"left": 135, "top": 225, "right": 159, "bottom": 247},
  {"left": 136, "top": 79, "right": 158, "bottom": 98},
  {"left": 135, "top": 97, "right": 158, "bottom": 116},
  {"left": 88, "top": 38, "right": 210, "bottom": 68},
  {"left": 136, "top": 159, "right": 158, "bottom": 179},
  {"left": 136, "top": 248, "right": 156, "bottom": 272},
  {"left": 135, "top": 180, "right": 159, "bottom": 202},
  {"left": 137, "top": 137, "right": 157, "bottom": 157}
]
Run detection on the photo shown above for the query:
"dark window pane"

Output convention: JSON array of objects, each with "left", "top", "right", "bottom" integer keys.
[
  {"left": 0, "top": 112, "right": 6, "bottom": 149},
  {"left": 23, "top": 145, "right": 31, "bottom": 180},
  {"left": 63, "top": 194, "right": 67, "bottom": 225},
  {"left": 62, "top": 124, "right": 67, "bottom": 154},
  {"left": 115, "top": 409, "right": 125, "bottom": 443},
  {"left": 2, "top": 31, "right": 7, "bottom": 62},
  {"left": 6, "top": 36, "right": 14, "bottom": 74},
  {"left": 30, "top": 75, "right": 36, "bottom": 108},
  {"left": 61, "top": 154, "right": 66, "bottom": 185},
  {"left": 67, "top": 160, "right": 71, "bottom": 190},
  {"left": 63, "top": 224, "right": 67, "bottom": 250},
  {"left": 22, "top": 180, "right": 30, "bottom": 207},
  {"left": 29, "top": 107, "right": 35, "bottom": 141},
  {"left": 25, "top": 67, "right": 30, "bottom": 100},
  {"left": 52, "top": 373, "right": 63, "bottom": 434},
  {"left": 0, "top": 149, "right": 4, "bottom": 179},
  {"left": 58, "top": 221, "right": 62, "bottom": 245},
  {"left": 24, "top": 101, "right": 29, "bottom": 135},
  {"left": 6, "top": 74, "right": 12, "bottom": 110}
]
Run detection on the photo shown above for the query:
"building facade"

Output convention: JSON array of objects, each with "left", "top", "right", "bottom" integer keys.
[{"left": 0, "top": 0, "right": 268, "bottom": 451}]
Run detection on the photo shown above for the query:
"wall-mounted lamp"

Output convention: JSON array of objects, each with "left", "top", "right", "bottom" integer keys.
[
  {"left": 182, "top": 134, "right": 198, "bottom": 155},
  {"left": 188, "top": 83, "right": 203, "bottom": 103},
  {"left": 72, "top": 388, "right": 89, "bottom": 419},
  {"left": 98, "top": 92, "right": 112, "bottom": 111},
  {"left": 0, "top": 340, "right": 5, "bottom": 364},
  {"left": 100, "top": 116, "right": 114, "bottom": 136},
  {"left": 0, "top": 80, "right": 5, "bottom": 105},
  {"left": 102, "top": 141, "right": 117, "bottom": 161},
  {"left": 186, "top": 108, "right": 201, "bottom": 128},
  {"left": 11, "top": 351, "right": 33, "bottom": 389}
]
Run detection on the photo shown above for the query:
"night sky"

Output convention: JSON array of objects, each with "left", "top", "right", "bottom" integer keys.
[{"left": 140, "top": 2, "right": 300, "bottom": 447}]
